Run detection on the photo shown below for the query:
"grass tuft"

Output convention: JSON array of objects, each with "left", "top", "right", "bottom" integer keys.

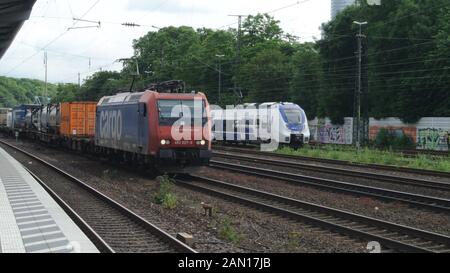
[
  {"left": 154, "top": 175, "right": 178, "bottom": 209},
  {"left": 217, "top": 217, "right": 243, "bottom": 243}
]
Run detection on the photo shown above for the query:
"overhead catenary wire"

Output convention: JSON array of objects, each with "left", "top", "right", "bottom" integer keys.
[
  {"left": 3, "top": 0, "right": 102, "bottom": 76},
  {"left": 217, "top": 0, "right": 311, "bottom": 30},
  {"left": 23, "top": 0, "right": 443, "bottom": 77}
]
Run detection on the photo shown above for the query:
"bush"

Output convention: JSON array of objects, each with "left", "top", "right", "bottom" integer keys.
[
  {"left": 154, "top": 175, "right": 177, "bottom": 209},
  {"left": 375, "top": 128, "right": 391, "bottom": 148},
  {"left": 393, "top": 134, "right": 414, "bottom": 149},
  {"left": 162, "top": 193, "right": 178, "bottom": 209},
  {"left": 218, "top": 217, "right": 243, "bottom": 243},
  {"left": 374, "top": 128, "right": 414, "bottom": 149}
]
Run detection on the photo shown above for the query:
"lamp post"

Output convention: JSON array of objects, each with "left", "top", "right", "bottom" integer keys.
[
  {"left": 216, "top": 54, "right": 225, "bottom": 103},
  {"left": 353, "top": 21, "right": 367, "bottom": 149}
]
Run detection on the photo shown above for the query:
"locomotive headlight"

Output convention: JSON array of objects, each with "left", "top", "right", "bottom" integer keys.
[
  {"left": 161, "top": 140, "right": 170, "bottom": 145},
  {"left": 196, "top": 140, "right": 206, "bottom": 145}
]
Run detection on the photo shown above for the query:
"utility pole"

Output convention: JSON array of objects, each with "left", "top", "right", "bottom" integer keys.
[
  {"left": 229, "top": 15, "right": 247, "bottom": 101},
  {"left": 353, "top": 21, "right": 367, "bottom": 149},
  {"left": 78, "top": 72, "right": 81, "bottom": 87},
  {"left": 216, "top": 54, "right": 225, "bottom": 103},
  {"left": 44, "top": 51, "right": 48, "bottom": 105}
]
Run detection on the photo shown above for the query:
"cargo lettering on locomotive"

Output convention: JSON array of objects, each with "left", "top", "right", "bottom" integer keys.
[{"left": 99, "top": 109, "right": 123, "bottom": 141}]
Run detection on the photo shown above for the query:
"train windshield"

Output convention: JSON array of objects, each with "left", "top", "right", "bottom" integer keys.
[
  {"left": 158, "top": 99, "right": 206, "bottom": 126},
  {"left": 282, "top": 108, "right": 304, "bottom": 124}
]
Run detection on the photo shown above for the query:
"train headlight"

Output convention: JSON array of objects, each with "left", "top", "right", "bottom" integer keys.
[
  {"left": 161, "top": 140, "right": 171, "bottom": 145},
  {"left": 196, "top": 140, "right": 206, "bottom": 146}
]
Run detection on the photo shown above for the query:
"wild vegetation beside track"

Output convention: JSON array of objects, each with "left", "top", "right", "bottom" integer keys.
[{"left": 276, "top": 146, "right": 450, "bottom": 173}]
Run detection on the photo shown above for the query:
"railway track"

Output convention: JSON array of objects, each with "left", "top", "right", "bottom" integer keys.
[
  {"left": 308, "top": 142, "right": 450, "bottom": 158},
  {"left": 214, "top": 146, "right": 450, "bottom": 179},
  {"left": 208, "top": 160, "right": 450, "bottom": 214},
  {"left": 177, "top": 174, "right": 450, "bottom": 253},
  {"left": 213, "top": 151, "right": 450, "bottom": 191},
  {"left": 0, "top": 140, "right": 196, "bottom": 253}
]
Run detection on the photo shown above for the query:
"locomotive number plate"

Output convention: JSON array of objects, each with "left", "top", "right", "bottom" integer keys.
[{"left": 175, "top": 140, "right": 193, "bottom": 145}]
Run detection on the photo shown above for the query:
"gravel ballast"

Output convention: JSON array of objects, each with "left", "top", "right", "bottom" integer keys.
[
  {"left": 197, "top": 166, "right": 450, "bottom": 236},
  {"left": 0, "top": 138, "right": 370, "bottom": 253}
]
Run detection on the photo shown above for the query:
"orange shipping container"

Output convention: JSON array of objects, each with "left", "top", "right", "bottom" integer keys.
[{"left": 60, "top": 102, "right": 97, "bottom": 137}]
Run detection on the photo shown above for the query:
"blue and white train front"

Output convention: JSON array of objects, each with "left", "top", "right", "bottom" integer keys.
[{"left": 278, "top": 103, "right": 310, "bottom": 148}]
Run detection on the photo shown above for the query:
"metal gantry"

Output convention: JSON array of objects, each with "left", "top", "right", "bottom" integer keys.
[{"left": 353, "top": 21, "right": 368, "bottom": 149}]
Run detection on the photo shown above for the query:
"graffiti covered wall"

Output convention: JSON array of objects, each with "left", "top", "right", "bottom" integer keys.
[
  {"left": 369, "top": 117, "right": 450, "bottom": 151},
  {"left": 309, "top": 118, "right": 353, "bottom": 145},
  {"left": 417, "top": 128, "right": 449, "bottom": 151},
  {"left": 310, "top": 117, "right": 450, "bottom": 151}
]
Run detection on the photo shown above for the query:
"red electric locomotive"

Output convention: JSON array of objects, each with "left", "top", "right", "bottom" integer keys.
[{"left": 95, "top": 82, "right": 212, "bottom": 173}]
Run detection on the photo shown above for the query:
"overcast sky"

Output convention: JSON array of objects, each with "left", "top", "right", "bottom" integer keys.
[{"left": 0, "top": 0, "right": 331, "bottom": 84}]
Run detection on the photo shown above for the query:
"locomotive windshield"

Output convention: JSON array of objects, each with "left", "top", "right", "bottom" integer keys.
[
  {"left": 282, "top": 108, "right": 304, "bottom": 124},
  {"left": 158, "top": 99, "right": 207, "bottom": 126}
]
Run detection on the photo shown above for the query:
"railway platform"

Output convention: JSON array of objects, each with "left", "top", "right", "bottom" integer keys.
[{"left": 0, "top": 146, "right": 99, "bottom": 253}]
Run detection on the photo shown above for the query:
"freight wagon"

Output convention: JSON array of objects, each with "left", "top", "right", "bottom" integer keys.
[
  {"left": 38, "top": 102, "right": 97, "bottom": 149},
  {"left": 12, "top": 104, "right": 41, "bottom": 134},
  {"left": 6, "top": 109, "right": 12, "bottom": 129},
  {"left": 0, "top": 108, "right": 11, "bottom": 127}
]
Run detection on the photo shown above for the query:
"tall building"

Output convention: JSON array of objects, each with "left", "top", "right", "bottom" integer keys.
[{"left": 331, "top": 0, "right": 356, "bottom": 19}]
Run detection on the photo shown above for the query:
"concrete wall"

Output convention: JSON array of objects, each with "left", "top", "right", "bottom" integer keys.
[{"left": 310, "top": 117, "right": 450, "bottom": 151}]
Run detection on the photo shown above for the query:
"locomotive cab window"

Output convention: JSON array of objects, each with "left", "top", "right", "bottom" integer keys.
[
  {"left": 282, "top": 108, "right": 304, "bottom": 124},
  {"left": 158, "top": 99, "right": 207, "bottom": 126}
]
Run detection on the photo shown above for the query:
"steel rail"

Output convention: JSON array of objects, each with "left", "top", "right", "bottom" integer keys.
[
  {"left": 213, "top": 146, "right": 450, "bottom": 178},
  {"left": 213, "top": 151, "right": 450, "bottom": 191},
  {"left": 209, "top": 160, "right": 450, "bottom": 214},
  {"left": 26, "top": 169, "right": 114, "bottom": 253},
  {"left": 0, "top": 139, "right": 196, "bottom": 253},
  {"left": 177, "top": 174, "right": 450, "bottom": 253}
]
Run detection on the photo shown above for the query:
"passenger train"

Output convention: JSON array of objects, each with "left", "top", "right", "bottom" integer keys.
[{"left": 211, "top": 102, "right": 310, "bottom": 149}]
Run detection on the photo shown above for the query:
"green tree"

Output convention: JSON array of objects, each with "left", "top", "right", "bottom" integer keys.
[
  {"left": 290, "top": 43, "right": 323, "bottom": 119},
  {"left": 241, "top": 13, "right": 284, "bottom": 48},
  {"left": 131, "top": 26, "right": 200, "bottom": 84},
  {"left": 52, "top": 83, "right": 79, "bottom": 103},
  {"left": 78, "top": 71, "right": 125, "bottom": 101},
  {"left": 0, "top": 76, "right": 57, "bottom": 107},
  {"left": 318, "top": 0, "right": 450, "bottom": 123},
  {"left": 318, "top": 7, "right": 358, "bottom": 124},
  {"left": 242, "top": 46, "right": 291, "bottom": 102}
]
